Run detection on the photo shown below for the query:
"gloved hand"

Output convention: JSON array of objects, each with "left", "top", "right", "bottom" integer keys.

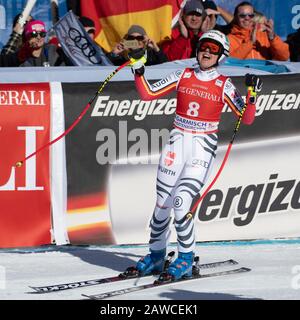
[
  {"left": 245, "top": 74, "right": 263, "bottom": 104},
  {"left": 245, "top": 74, "right": 263, "bottom": 92},
  {"left": 128, "top": 49, "right": 147, "bottom": 76}
]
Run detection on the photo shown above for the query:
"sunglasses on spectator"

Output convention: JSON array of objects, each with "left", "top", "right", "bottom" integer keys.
[
  {"left": 199, "top": 41, "right": 222, "bottom": 55},
  {"left": 126, "top": 35, "right": 144, "bottom": 41},
  {"left": 30, "top": 31, "right": 47, "bottom": 38},
  {"left": 238, "top": 13, "right": 255, "bottom": 18}
]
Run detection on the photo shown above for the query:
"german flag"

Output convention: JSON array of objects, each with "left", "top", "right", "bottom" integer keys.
[{"left": 80, "top": 0, "right": 183, "bottom": 52}]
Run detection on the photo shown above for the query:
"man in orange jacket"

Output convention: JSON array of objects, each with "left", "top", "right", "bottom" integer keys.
[{"left": 228, "top": 1, "right": 289, "bottom": 61}]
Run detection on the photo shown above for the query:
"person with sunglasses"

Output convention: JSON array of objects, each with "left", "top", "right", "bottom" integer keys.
[
  {"left": 18, "top": 20, "right": 65, "bottom": 67},
  {"left": 128, "top": 30, "right": 262, "bottom": 281},
  {"left": 107, "top": 24, "right": 168, "bottom": 66},
  {"left": 228, "top": 1, "right": 289, "bottom": 61},
  {"left": 0, "top": 14, "right": 35, "bottom": 67}
]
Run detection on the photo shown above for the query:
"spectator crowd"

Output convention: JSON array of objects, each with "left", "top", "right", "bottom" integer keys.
[{"left": 1, "top": 0, "right": 299, "bottom": 68}]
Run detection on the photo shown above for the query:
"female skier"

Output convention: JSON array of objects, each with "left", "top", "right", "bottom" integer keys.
[{"left": 129, "top": 30, "right": 262, "bottom": 281}]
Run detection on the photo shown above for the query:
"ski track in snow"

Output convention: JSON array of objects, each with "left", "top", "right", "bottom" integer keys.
[{"left": 0, "top": 241, "right": 300, "bottom": 300}]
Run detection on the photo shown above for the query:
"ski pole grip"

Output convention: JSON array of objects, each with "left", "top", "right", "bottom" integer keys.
[
  {"left": 247, "top": 86, "right": 257, "bottom": 104},
  {"left": 248, "top": 86, "right": 256, "bottom": 96}
]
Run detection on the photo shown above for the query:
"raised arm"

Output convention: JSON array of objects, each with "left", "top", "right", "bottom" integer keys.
[
  {"left": 223, "top": 74, "right": 262, "bottom": 125},
  {"left": 134, "top": 71, "right": 182, "bottom": 101},
  {"left": 129, "top": 50, "right": 182, "bottom": 100}
]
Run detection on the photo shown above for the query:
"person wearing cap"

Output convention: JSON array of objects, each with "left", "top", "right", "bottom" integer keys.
[
  {"left": 201, "top": 0, "right": 233, "bottom": 34},
  {"left": 107, "top": 24, "right": 168, "bottom": 66},
  {"left": 17, "top": 19, "right": 65, "bottom": 67},
  {"left": 228, "top": 1, "right": 289, "bottom": 60},
  {"left": 161, "top": 0, "right": 206, "bottom": 61}
]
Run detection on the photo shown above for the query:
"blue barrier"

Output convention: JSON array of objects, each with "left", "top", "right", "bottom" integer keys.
[{"left": 224, "top": 57, "right": 291, "bottom": 74}]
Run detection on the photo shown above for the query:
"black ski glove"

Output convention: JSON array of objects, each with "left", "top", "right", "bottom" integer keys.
[
  {"left": 128, "top": 49, "right": 147, "bottom": 76},
  {"left": 245, "top": 74, "right": 263, "bottom": 104},
  {"left": 245, "top": 74, "right": 263, "bottom": 92}
]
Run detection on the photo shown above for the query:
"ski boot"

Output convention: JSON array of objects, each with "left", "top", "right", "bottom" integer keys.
[
  {"left": 166, "top": 251, "right": 195, "bottom": 281},
  {"left": 119, "top": 250, "right": 174, "bottom": 279},
  {"left": 136, "top": 249, "right": 167, "bottom": 276}
]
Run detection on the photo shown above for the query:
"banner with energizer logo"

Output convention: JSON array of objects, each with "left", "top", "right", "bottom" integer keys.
[
  {"left": 61, "top": 73, "right": 300, "bottom": 245},
  {"left": 1, "top": 71, "right": 300, "bottom": 247}
]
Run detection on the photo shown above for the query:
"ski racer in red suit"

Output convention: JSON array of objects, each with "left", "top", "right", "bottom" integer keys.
[{"left": 129, "top": 30, "right": 263, "bottom": 281}]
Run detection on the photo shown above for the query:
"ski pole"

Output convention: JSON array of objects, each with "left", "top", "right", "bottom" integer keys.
[
  {"left": 185, "top": 73, "right": 263, "bottom": 220},
  {"left": 185, "top": 98, "right": 249, "bottom": 221},
  {"left": 15, "top": 60, "right": 131, "bottom": 168}
]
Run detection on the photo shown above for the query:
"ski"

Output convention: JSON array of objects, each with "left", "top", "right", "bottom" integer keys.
[
  {"left": 82, "top": 267, "right": 251, "bottom": 300},
  {"left": 29, "top": 258, "right": 238, "bottom": 293}
]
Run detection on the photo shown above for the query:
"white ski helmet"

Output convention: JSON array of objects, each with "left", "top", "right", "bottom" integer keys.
[{"left": 197, "top": 30, "right": 230, "bottom": 64}]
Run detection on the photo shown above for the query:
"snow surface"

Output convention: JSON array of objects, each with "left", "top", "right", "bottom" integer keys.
[{"left": 0, "top": 240, "right": 300, "bottom": 300}]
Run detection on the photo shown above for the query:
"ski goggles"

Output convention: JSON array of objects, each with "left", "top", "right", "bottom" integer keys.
[
  {"left": 29, "top": 31, "right": 47, "bottom": 38},
  {"left": 198, "top": 41, "right": 222, "bottom": 55}
]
